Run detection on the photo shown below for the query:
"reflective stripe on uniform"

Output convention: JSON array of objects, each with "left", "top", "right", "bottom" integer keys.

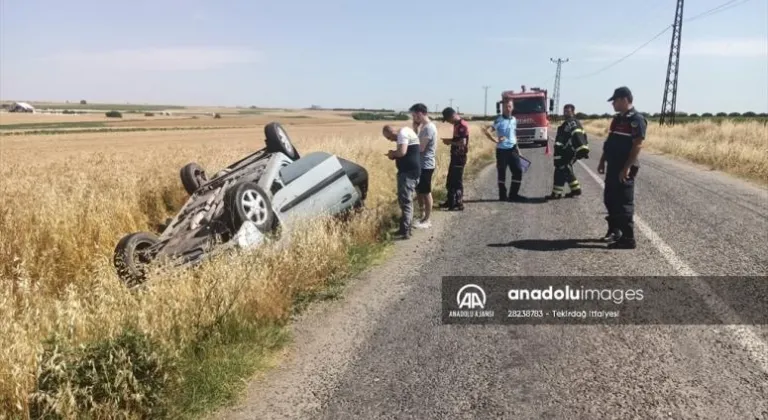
[
  {"left": 576, "top": 145, "right": 589, "bottom": 152},
  {"left": 552, "top": 186, "right": 564, "bottom": 192},
  {"left": 569, "top": 180, "right": 581, "bottom": 188},
  {"left": 511, "top": 180, "right": 521, "bottom": 184},
  {"left": 555, "top": 142, "right": 564, "bottom": 146},
  {"left": 554, "top": 156, "right": 562, "bottom": 160},
  {"left": 609, "top": 131, "right": 632, "bottom": 137},
  {"left": 571, "top": 128, "right": 585, "bottom": 134}
]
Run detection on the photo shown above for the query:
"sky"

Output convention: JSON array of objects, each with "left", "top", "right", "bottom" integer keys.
[{"left": 1, "top": 0, "right": 767, "bottom": 115}]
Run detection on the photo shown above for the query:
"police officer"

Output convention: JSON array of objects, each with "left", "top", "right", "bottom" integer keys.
[
  {"left": 598, "top": 86, "right": 647, "bottom": 249},
  {"left": 547, "top": 103, "right": 589, "bottom": 199},
  {"left": 483, "top": 99, "right": 527, "bottom": 202}
]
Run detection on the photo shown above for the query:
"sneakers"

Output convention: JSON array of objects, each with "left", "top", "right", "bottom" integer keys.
[{"left": 414, "top": 219, "right": 432, "bottom": 229}]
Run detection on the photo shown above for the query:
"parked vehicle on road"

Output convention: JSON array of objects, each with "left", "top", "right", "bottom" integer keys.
[
  {"left": 113, "top": 122, "right": 369, "bottom": 287},
  {"left": 495, "top": 86, "right": 553, "bottom": 148}
]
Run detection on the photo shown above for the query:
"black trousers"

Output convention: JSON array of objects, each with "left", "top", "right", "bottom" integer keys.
[
  {"left": 552, "top": 163, "right": 581, "bottom": 195},
  {"left": 496, "top": 147, "right": 523, "bottom": 199},
  {"left": 445, "top": 157, "right": 465, "bottom": 208},
  {"left": 604, "top": 165, "right": 638, "bottom": 239}
]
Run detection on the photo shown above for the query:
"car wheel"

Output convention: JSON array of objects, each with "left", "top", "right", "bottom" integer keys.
[
  {"left": 264, "top": 122, "right": 300, "bottom": 160},
  {"left": 113, "top": 232, "right": 159, "bottom": 288},
  {"left": 225, "top": 181, "right": 275, "bottom": 234},
  {"left": 180, "top": 162, "right": 208, "bottom": 195},
  {"left": 353, "top": 185, "right": 365, "bottom": 211}
]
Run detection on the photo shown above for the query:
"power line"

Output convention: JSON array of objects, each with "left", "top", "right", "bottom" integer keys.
[
  {"left": 684, "top": 0, "right": 753, "bottom": 22},
  {"left": 567, "top": 0, "right": 755, "bottom": 80},
  {"left": 569, "top": 26, "right": 672, "bottom": 80}
]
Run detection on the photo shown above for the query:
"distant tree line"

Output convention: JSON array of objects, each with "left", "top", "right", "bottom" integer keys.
[
  {"left": 350, "top": 112, "right": 409, "bottom": 121},
  {"left": 469, "top": 111, "right": 768, "bottom": 123},
  {"left": 348, "top": 109, "right": 767, "bottom": 123}
]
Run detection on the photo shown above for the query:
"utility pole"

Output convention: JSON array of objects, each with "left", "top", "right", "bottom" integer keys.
[
  {"left": 550, "top": 58, "right": 569, "bottom": 118},
  {"left": 449, "top": 98, "right": 454, "bottom": 108},
  {"left": 482, "top": 85, "right": 490, "bottom": 117},
  {"left": 435, "top": 104, "right": 439, "bottom": 113},
  {"left": 660, "top": 0, "right": 684, "bottom": 126}
]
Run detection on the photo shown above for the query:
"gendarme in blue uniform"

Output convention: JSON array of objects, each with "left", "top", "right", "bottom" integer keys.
[{"left": 493, "top": 114, "right": 517, "bottom": 149}]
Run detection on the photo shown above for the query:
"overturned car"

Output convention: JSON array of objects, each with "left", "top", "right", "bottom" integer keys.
[{"left": 113, "top": 122, "right": 369, "bottom": 287}]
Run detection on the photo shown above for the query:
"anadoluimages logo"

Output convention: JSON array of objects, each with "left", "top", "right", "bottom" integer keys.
[
  {"left": 449, "top": 284, "right": 494, "bottom": 318},
  {"left": 457, "top": 284, "right": 486, "bottom": 309}
]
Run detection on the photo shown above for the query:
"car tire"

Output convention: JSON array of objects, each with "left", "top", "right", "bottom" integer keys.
[
  {"left": 353, "top": 185, "right": 365, "bottom": 211},
  {"left": 113, "top": 231, "right": 159, "bottom": 288},
  {"left": 225, "top": 181, "right": 276, "bottom": 234},
  {"left": 264, "top": 122, "right": 300, "bottom": 160},
  {"left": 180, "top": 162, "right": 208, "bottom": 195}
]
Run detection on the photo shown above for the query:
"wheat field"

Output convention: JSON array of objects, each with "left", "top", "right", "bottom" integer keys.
[
  {"left": 582, "top": 118, "right": 768, "bottom": 184},
  {"left": 2, "top": 111, "right": 765, "bottom": 418},
  {"left": 0, "top": 113, "right": 497, "bottom": 418}
]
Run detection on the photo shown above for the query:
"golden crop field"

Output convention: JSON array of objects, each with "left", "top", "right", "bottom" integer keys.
[
  {"left": 582, "top": 118, "right": 768, "bottom": 184},
  {"left": 0, "top": 110, "right": 497, "bottom": 418},
  {"left": 2, "top": 107, "right": 765, "bottom": 418}
]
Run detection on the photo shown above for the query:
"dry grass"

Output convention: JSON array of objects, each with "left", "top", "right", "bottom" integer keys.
[
  {"left": 582, "top": 118, "right": 768, "bottom": 184},
  {"left": 0, "top": 118, "right": 496, "bottom": 418}
]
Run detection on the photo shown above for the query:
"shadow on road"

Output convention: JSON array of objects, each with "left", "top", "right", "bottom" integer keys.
[
  {"left": 488, "top": 238, "right": 606, "bottom": 251},
  {"left": 463, "top": 197, "right": 549, "bottom": 204},
  {"left": 463, "top": 198, "right": 502, "bottom": 204}
]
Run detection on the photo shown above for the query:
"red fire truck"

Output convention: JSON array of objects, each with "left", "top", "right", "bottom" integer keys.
[{"left": 495, "top": 86, "right": 553, "bottom": 148}]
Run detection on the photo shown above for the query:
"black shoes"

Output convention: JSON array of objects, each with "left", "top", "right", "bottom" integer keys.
[
  {"left": 607, "top": 238, "right": 636, "bottom": 249},
  {"left": 394, "top": 229, "right": 411, "bottom": 240},
  {"left": 565, "top": 189, "right": 582, "bottom": 198},
  {"left": 602, "top": 228, "right": 622, "bottom": 243},
  {"left": 601, "top": 228, "right": 636, "bottom": 249},
  {"left": 508, "top": 194, "right": 528, "bottom": 202}
]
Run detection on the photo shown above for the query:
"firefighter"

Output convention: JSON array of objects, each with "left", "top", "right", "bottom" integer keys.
[
  {"left": 547, "top": 103, "right": 589, "bottom": 200},
  {"left": 598, "top": 86, "right": 647, "bottom": 249}
]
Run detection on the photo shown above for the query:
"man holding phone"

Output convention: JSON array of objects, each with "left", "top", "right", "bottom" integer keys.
[
  {"left": 383, "top": 124, "right": 421, "bottom": 239},
  {"left": 439, "top": 107, "right": 469, "bottom": 211}
]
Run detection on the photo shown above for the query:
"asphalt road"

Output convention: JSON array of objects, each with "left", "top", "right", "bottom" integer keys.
[{"left": 216, "top": 134, "right": 768, "bottom": 420}]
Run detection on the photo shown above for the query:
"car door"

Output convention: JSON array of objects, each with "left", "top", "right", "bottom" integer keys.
[{"left": 271, "top": 152, "right": 358, "bottom": 227}]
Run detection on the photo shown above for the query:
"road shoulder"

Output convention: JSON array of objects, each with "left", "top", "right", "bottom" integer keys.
[{"left": 212, "top": 164, "right": 496, "bottom": 420}]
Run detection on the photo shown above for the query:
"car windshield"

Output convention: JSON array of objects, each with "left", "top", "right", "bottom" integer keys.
[{"left": 512, "top": 98, "right": 546, "bottom": 114}]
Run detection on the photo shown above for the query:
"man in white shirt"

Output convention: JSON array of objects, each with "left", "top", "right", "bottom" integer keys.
[
  {"left": 383, "top": 125, "right": 422, "bottom": 239},
  {"left": 409, "top": 103, "right": 437, "bottom": 229}
]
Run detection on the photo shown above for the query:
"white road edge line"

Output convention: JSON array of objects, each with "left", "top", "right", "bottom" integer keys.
[{"left": 577, "top": 159, "right": 768, "bottom": 375}]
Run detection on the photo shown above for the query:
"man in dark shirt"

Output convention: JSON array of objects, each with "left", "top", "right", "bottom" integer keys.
[
  {"left": 383, "top": 124, "right": 421, "bottom": 239},
  {"left": 438, "top": 107, "right": 469, "bottom": 210},
  {"left": 598, "top": 86, "right": 647, "bottom": 249}
]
